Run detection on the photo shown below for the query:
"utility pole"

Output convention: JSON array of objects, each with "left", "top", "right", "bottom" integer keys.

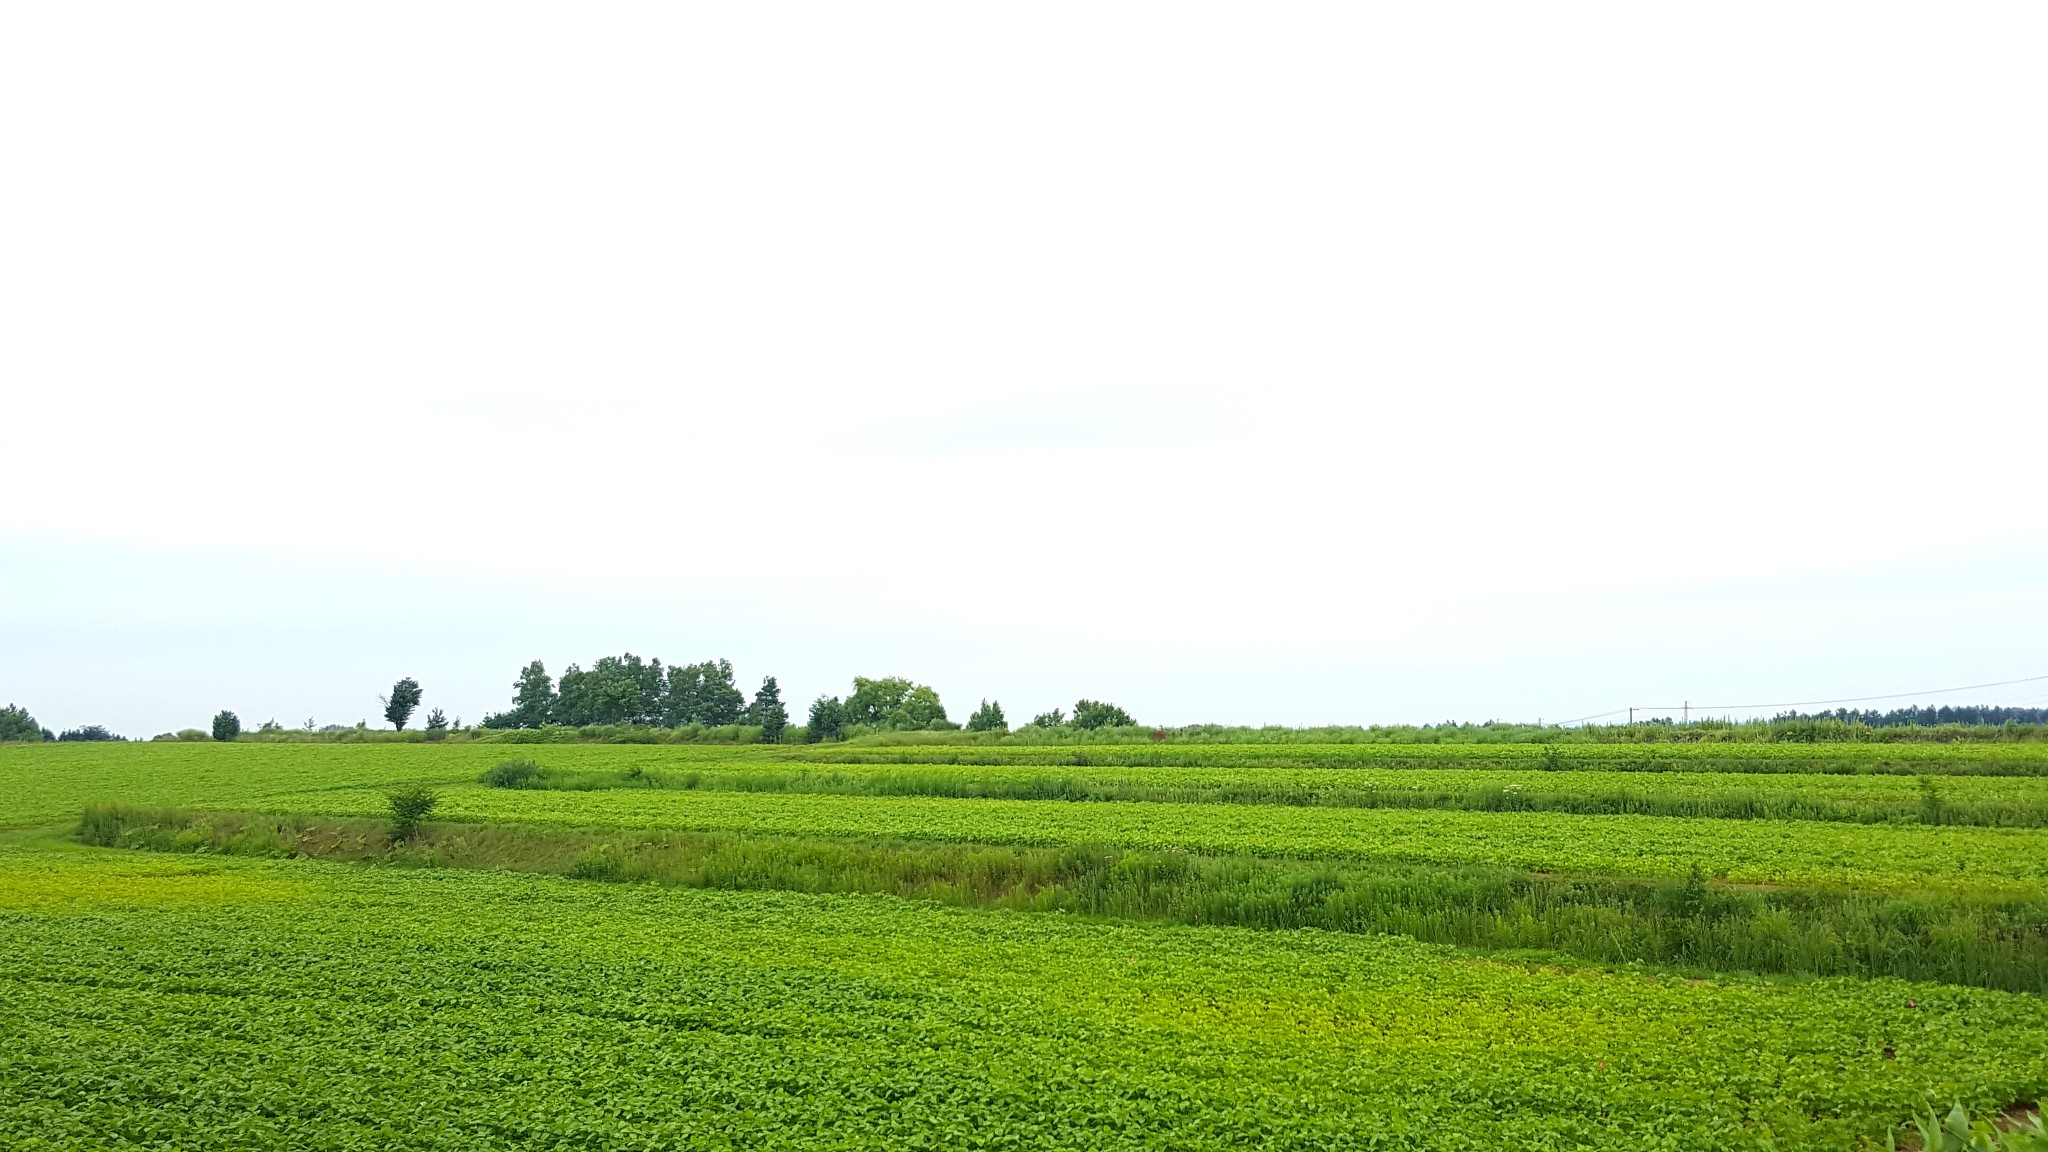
[
  {"left": 1628, "top": 706, "right": 1634, "bottom": 725},
  {"left": 1683, "top": 700, "right": 1690, "bottom": 725}
]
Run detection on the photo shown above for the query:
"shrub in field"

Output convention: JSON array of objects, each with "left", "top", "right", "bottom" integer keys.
[
  {"left": 58, "top": 725, "right": 121, "bottom": 742},
  {"left": 481, "top": 759, "right": 544, "bottom": 789},
  {"left": 386, "top": 787, "right": 439, "bottom": 841},
  {"left": 567, "top": 845, "right": 624, "bottom": 881},
  {"left": 211, "top": 711, "right": 241, "bottom": 742},
  {"left": 423, "top": 708, "right": 449, "bottom": 735}
]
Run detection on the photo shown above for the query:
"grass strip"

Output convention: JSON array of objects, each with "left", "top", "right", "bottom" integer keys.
[
  {"left": 484, "top": 760, "right": 2048, "bottom": 828},
  {"left": 79, "top": 802, "right": 2048, "bottom": 993}
]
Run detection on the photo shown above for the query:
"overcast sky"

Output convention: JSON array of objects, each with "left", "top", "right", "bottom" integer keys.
[{"left": 4, "top": 4, "right": 2045, "bottom": 737}]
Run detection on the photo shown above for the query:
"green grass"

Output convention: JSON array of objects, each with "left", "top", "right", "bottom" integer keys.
[
  {"left": 82, "top": 804, "right": 2048, "bottom": 991},
  {"left": 10, "top": 739, "right": 2048, "bottom": 1148},
  {"left": 3, "top": 846, "right": 2045, "bottom": 1151},
  {"left": 486, "top": 759, "right": 2048, "bottom": 827},
  {"left": 262, "top": 781, "right": 2048, "bottom": 896}
]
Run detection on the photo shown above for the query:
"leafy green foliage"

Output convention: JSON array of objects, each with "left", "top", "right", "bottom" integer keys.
[
  {"left": 8, "top": 848, "right": 2048, "bottom": 1151},
  {"left": 966, "top": 699, "right": 1007, "bottom": 733},
  {"left": 1892, "top": 1103, "right": 2048, "bottom": 1152},
  {"left": 211, "top": 710, "right": 240, "bottom": 742},
  {"left": 19, "top": 741, "right": 2048, "bottom": 1147},
  {"left": 664, "top": 659, "right": 747, "bottom": 727},
  {"left": 844, "top": 676, "right": 950, "bottom": 731},
  {"left": 273, "top": 779, "right": 2048, "bottom": 899},
  {"left": 385, "top": 786, "right": 438, "bottom": 841},
  {"left": 0, "top": 705, "right": 41, "bottom": 742},
  {"left": 487, "top": 659, "right": 557, "bottom": 728},
  {"left": 381, "top": 677, "right": 423, "bottom": 730},
  {"left": 480, "top": 758, "right": 544, "bottom": 789},
  {"left": 89, "top": 804, "right": 2048, "bottom": 991},
  {"left": 56, "top": 725, "right": 120, "bottom": 742},
  {"left": 1072, "top": 700, "right": 1136, "bottom": 729},
  {"left": 423, "top": 707, "right": 449, "bottom": 732},
  {"left": 1027, "top": 708, "right": 1065, "bottom": 729}
]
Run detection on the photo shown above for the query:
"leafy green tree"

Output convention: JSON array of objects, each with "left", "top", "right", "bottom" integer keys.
[
  {"left": 57, "top": 725, "right": 120, "bottom": 742},
  {"left": 423, "top": 708, "right": 449, "bottom": 732},
  {"left": 966, "top": 699, "right": 1007, "bottom": 733},
  {"left": 0, "top": 704, "right": 44, "bottom": 742},
  {"left": 509, "top": 660, "right": 555, "bottom": 728},
  {"left": 846, "top": 676, "right": 949, "bottom": 730},
  {"left": 663, "top": 659, "right": 745, "bottom": 726},
  {"left": 749, "top": 676, "right": 789, "bottom": 743},
  {"left": 381, "top": 677, "right": 423, "bottom": 730},
  {"left": 211, "top": 710, "right": 241, "bottom": 742},
  {"left": 1026, "top": 708, "right": 1066, "bottom": 729},
  {"left": 806, "top": 695, "right": 845, "bottom": 742},
  {"left": 557, "top": 655, "right": 663, "bottom": 727},
  {"left": 1072, "top": 699, "right": 1136, "bottom": 729}
]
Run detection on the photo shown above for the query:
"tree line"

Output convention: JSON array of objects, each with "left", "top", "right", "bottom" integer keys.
[
  {"left": 1771, "top": 705, "right": 2048, "bottom": 728},
  {"left": 476, "top": 657, "right": 1138, "bottom": 744},
  {"left": 482, "top": 656, "right": 789, "bottom": 742}
]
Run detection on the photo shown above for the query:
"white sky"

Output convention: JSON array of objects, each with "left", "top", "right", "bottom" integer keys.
[{"left": 4, "top": 4, "right": 2045, "bottom": 736}]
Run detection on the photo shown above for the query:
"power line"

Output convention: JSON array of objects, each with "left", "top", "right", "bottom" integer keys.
[
  {"left": 1554, "top": 707, "right": 1629, "bottom": 725},
  {"left": 1553, "top": 673, "right": 2048, "bottom": 727},
  {"left": 1633, "top": 673, "right": 2048, "bottom": 714}
]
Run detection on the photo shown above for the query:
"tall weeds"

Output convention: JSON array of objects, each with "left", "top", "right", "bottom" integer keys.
[{"left": 78, "top": 804, "right": 2048, "bottom": 993}]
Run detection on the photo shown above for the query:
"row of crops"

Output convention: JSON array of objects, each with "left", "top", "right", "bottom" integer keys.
[
  {"left": 479, "top": 759, "right": 2048, "bottom": 827},
  {"left": 263, "top": 782, "right": 2048, "bottom": 895},
  {"left": 5, "top": 740, "right": 2048, "bottom": 1149},
  {"left": 3, "top": 846, "right": 2044, "bottom": 1151}
]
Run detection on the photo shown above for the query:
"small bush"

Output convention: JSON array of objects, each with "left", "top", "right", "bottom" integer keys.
[
  {"left": 176, "top": 728, "right": 210, "bottom": 742},
  {"left": 57, "top": 725, "right": 121, "bottom": 742},
  {"left": 211, "top": 711, "right": 241, "bottom": 742},
  {"left": 480, "top": 759, "right": 543, "bottom": 789},
  {"left": 386, "top": 787, "right": 439, "bottom": 841},
  {"left": 567, "top": 846, "right": 623, "bottom": 881}
]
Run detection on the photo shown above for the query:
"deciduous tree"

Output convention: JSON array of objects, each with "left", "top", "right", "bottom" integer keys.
[
  {"left": 381, "top": 678, "right": 423, "bottom": 730},
  {"left": 1072, "top": 699, "right": 1136, "bottom": 729}
]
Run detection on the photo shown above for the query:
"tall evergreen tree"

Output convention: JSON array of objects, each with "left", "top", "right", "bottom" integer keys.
[
  {"left": 966, "top": 699, "right": 1007, "bottom": 733},
  {"left": 806, "top": 695, "right": 845, "bottom": 742},
  {"left": 0, "top": 704, "right": 43, "bottom": 742},
  {"left": 749, "top": 676, "right": 789, "bottom": 743}
]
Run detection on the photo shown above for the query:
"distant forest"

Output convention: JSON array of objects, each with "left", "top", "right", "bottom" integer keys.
[{"left": 1772, "top": 705, "right": 2048, "bottom": 727}]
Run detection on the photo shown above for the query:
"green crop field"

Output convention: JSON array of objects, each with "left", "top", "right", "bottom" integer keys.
[{"left": 4, "top": 739, "right": 2047, "bottom": 1150}]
